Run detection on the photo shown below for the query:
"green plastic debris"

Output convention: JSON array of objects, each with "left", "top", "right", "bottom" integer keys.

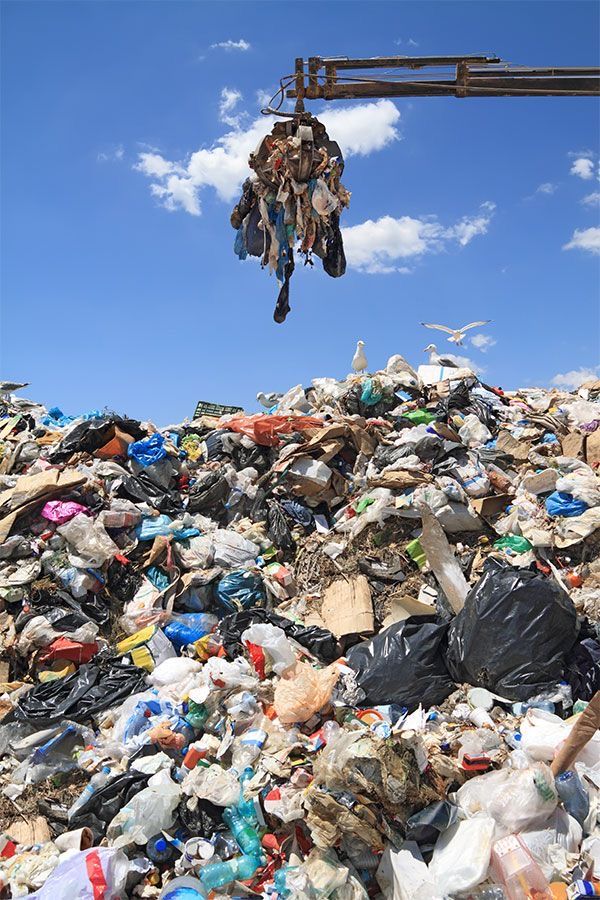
[
  {"left": 402, "top": 409, "right": 437, "bottom": 425},
  {"left": 406, "top": 538, "right": 426, "bottom": 569},
  {"left": 493, "top": 535, "right": 533, "bottom": 554},
  {"left": 354, "top": 496, "right": 376, "bottom": 515},
  {"left": 573, "top": 699, "right": 589, "bottom": 715}
]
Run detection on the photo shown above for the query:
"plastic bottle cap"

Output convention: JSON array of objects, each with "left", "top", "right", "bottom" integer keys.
[{"left": 155, "top": 838, "right": 167, "bottom": 852}]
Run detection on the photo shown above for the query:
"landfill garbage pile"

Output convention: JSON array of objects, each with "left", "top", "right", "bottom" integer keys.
[
  {"left": 230, "top": 114, "right": 350, "bottom": 323},
  {"left": 0, "top": 356, "right": 600, "bottom": 899}
]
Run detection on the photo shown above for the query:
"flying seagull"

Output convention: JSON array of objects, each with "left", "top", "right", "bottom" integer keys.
[
  {"left": 421, "top": 320, "right": 491, "bottom": 346},
  {"left": 423, "top": 344, "right": 459, "bottom": 367},
  {"left": 351, "top": 340, "right": 368, "bottom": 374}
]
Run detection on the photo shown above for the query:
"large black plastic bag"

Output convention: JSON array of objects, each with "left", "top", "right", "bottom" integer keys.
[
  {"left": 564, "top": 637, "right": 600, "bottom": 702},
  {"left": 346, "top": 616, "right": 454, "bottom": 712},
  {"left": 14, "top": 658, "right": 146, "bottom": 726},
  {"left": 69, "top": 769, "right": 150, "bottom": 841},
  {"left": 445, "top": 560, "right": 579, "bottom": 701}
]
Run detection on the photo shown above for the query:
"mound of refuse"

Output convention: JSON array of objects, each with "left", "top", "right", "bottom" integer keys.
[{"left": 1, "top": 355, "right": 600, "bottom": 899}]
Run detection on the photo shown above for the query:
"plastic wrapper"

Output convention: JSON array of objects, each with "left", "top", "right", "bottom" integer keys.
[
  {"left": 346, "top": 617, "right": 454, "bottom": 712},
  {"left": 57, "top": 512, "right": 119, "bottom": 568},
  {"left": 445, "top": 559, "right": 578, "bottom": 700},
  {"left": 40, "top": 500, "right": 90, "bottom": 524},
  {"left": 107, "top": 768, "right": 181, "bottom": 847},
  {"left": 545, "top": 491, "right": 589, "bottom": 517}
]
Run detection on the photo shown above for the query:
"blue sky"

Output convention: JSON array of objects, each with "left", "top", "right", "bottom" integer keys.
[{"left": 2, "top": 0, "right": 599, "bottom": 425}]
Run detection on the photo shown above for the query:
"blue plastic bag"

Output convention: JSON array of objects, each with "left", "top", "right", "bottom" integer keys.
[
  {"left": 146, "top": 566, "right": 171, "bottom": 592},
  {"left": 216, "top": 570, "right": 265, "bottom": 614},
  {"left": 128, "top": 433, "right": 167, "bottom": 468},
  {"left": 545, "top": 491, "right": 588, "bottom": 518},
  {"left": 136, "top": 514, "right": 173, "bottom": 541},
  {"left": 360, "top": 378, "right": 383, "bottom": 407},
  {"left": 164, "top": 613, "right": 218, "bottom": 650}
]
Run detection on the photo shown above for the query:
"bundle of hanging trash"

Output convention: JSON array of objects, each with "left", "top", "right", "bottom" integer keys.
[{"left": 230, "top": 114, "right": 350, "bottom": 323}]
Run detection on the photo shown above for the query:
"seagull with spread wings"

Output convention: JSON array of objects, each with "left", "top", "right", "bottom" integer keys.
[{"left": 420, "top": 320, "right": 492, "bottom": 346}]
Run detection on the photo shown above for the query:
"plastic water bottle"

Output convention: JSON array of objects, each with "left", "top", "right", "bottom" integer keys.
[
  {"left": 231, "top": 718, "right": 267, "bottom": 772},
  {"left": 222, "top": 807, "right": 261, "bottom": 855},
  {"left": 237, "top": 767, "right": 257, "bottom": 823},
  {"left": 68, "top": 766, "right": 111, "bottom": 819},
  {"left": 200, "top": 854, "right": 262, "bottom": 890},
  {"left": 556, "top": 770, "right": 590, "bottom": 826},
  {"left": 147, "top": 834, "right": 175, "bottom": 865}
]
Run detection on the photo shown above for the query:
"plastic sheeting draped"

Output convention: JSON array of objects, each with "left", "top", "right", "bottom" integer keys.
[
  {"left": 223, "top": 415, "right": 323, "bottom": 447},
  {"left": 445, "top": 559, "right": 578, "bottom": 700}
]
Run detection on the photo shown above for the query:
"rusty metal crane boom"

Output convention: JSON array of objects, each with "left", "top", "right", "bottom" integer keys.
[{"left": 274, "top": 54, "right": 599, "bottom": 109}]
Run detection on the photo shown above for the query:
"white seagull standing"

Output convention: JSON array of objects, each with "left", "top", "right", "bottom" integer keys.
[
  {"left": 351, "top": 340, "right": 368, "bottom": 374},
  {"left": 421, "top": 320, "right": 491, "bottom": 346},
  {"left": 423, "top": 343, "right": 459, "bottom": 367}
]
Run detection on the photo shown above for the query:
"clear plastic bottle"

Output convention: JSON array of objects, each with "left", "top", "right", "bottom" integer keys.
[
  {"left": 555, "top": 770, "right": 590, "bottom": 826},
  {"left": 199, "top": 853, "right": 262, "bottom": 890},
  {"left": 231, "top": 716, "right": 268, "bottom": 772},
  {"left": 222, "top": 807, "right": 261, "bottom": 855},
  {"left": 147, "top": 834, "right": 175, "bottom": 865},
  {"left": 68, "top": 766, "right": 111, "bottom": 819}
]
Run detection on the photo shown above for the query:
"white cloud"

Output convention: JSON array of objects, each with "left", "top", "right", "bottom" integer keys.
[
  {"left": 210, "top": 39, "right": 250, "bottom": 52},
  {"left": 97, "top": 145, "right": 124, "bottom": 163},
  {"left": 219, "top": 87, "right": 245, "bottom": 128},
  {"left": 470, "top": 333, "right": 497, "bottom": 352},
  {"left": 551, "top": 367, "right": 600, "bottom": 390},
  {"left": 563, "top": 226, "right": 600, "bottom": 255},
  {"left": 536, "top": 182, "right": 556, "bottom": 195},
  {"left": 256, "top": 88, "right": 272, "bottom": 108},
  {"left": 135, "top": 98, "right": 402, "bottom": 215},
  {"left": 341, "top": 202, "right": 494, "bottom": 273},
  {"left": 571, "top": 157, "right": 595, "bottom": 180},
  {"left": 318, "top": 100, "right": 401, "bottom": 156},
  {"left": 582, "top": 191, "right": 600, "bottom": 207},
  {"left": 444, "top": 353, "right": 485, "bottom": 375}
]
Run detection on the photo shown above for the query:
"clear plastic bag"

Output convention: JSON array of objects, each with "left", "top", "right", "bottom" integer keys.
[
  {"left": 58, "top": 512, "right": 119, "bottom": 568},
  {"left": 430, "top": 817, "right": 495, "bottom": 895},
  {"left": 455, "top": 762, "right": 558, "bottom": 836},
  {"left": 107, "top": 768, "right": 181, "bottom": 847},
  {"left": 274, "top": 661, "right": 339, "bottom": 724},
  {"left": 241, "top": 623, "right": 297, "bottom": 675}
]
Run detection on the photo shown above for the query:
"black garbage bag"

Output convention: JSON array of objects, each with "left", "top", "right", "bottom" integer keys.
[
  {"left": 15, "top": 588, "right": 97, "bottom": 633},
  {"left": 106, "top": 558, "right": 142, "bottom": 605},
  {"left": 187, "top": 472, "right": 229, "bottom": 515},
  {"left": 445, "top": 560, "right": 579, "bottom": 701},
  {"left": 178, "top": 796, "right": 226, "bottom": 838},
  {"left": 218, "top": 608, "right": 340, "bottom": 664},
  {"left": 14, "top": 658, "right": 147, "bottom": 726},
  {"left": 564, "top": 637, "right": 600, "bottom": 702},
  {"left": 346, "top": 616, "right": 454, "bottom": 712},
  {"left": 266, "top": 499, "right": 296, "bottom": 555},
  {"left": 49, "top": 416, "right": 145, "bottom": 462},
  {"left": 69, "top": 769, "right": 150, "bottom": 841},
  {"left": 273, "top": 255, "right": 294, "bottom": 324},
  {"left": 112, "top": 472, "right": 181, "bottom": 517},
  {"left": 322, "top": 212, "right": 346, "bottom": 279}
]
